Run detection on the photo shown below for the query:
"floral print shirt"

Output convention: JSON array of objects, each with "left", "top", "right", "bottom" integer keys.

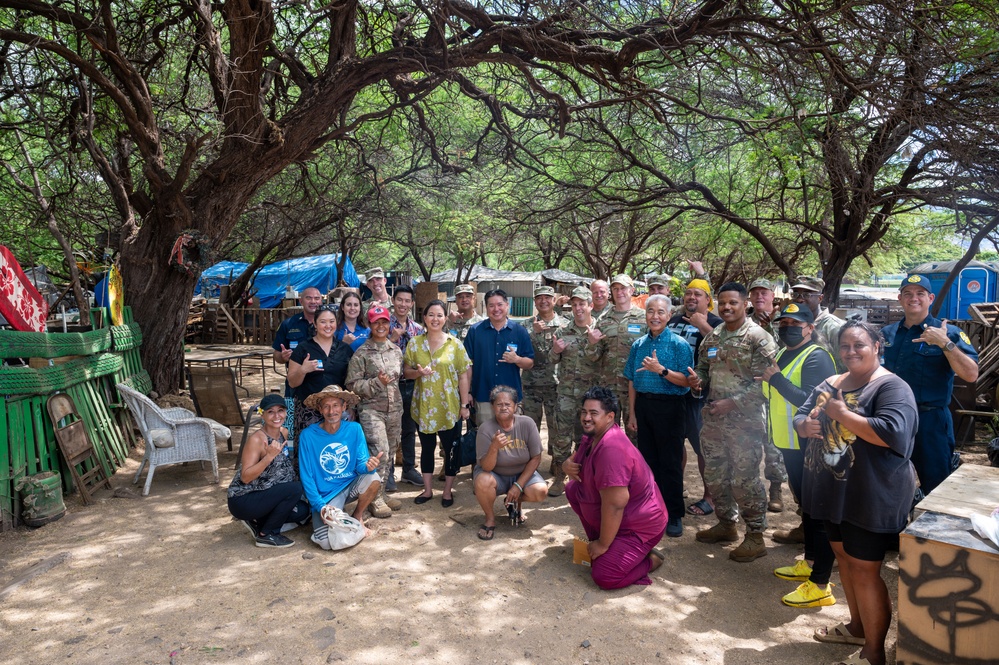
[{"left": 404, "top": 334, "right": 472, "bottom": 433}]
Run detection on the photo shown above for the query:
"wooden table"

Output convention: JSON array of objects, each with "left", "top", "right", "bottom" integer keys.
[
  {"left": 184, "top": 344, "right": 275, "bottom": 393},
  {"left": 899, "top": 464, "right": 999, "bottom": 664},
  {"left": 914, "top": 463, "right": 999, "bottom": 519}
]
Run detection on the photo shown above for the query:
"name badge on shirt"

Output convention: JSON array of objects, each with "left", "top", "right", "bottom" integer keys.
[
  {"left": 289, "top": 340, "right": 299, "bottom": 349},
  {"left": 627, "top": 324, "right": 642, "bottom": 335},
  {"left": 506, "top": 343, "right": 518, "bottom": 353},
  {"left": 707, "top": 347, "right": 718, "bottom": 359},
  {"left": 315, "top": 359, "right": 324, "bottom": 370}
]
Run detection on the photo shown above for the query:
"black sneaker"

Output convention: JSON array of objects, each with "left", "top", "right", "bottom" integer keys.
[
  {"left": 666, "top": 517, "right": 683, "bottom": 538},
  {"left": 255, "top": 533, "right": 295, "bottom": 548}
]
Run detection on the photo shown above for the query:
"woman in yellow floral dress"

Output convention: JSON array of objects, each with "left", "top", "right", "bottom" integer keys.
[{"left": 404, "top": 299, "right": 472, "bottom": 507}]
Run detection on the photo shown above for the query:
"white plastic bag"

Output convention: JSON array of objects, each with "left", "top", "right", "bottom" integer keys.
[
  {"left": 970, "top": 507, "right": 999, "bottom": 550},
  {"left": 319, "top": 504, "right": 366, "bottom": 551}
]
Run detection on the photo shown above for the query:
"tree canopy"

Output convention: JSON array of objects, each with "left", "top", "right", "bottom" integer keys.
[{"left": 2, "top": 0, "right": 998, "bottom": 391}]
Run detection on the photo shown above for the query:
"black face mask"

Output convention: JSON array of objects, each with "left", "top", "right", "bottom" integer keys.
[{"left": 778, "top": 326, "right": 806, "bottom": 347}]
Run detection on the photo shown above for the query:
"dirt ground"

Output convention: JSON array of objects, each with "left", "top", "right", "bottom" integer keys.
[{"left": 4, "top": 364, "right": 984, "bottom": 665}]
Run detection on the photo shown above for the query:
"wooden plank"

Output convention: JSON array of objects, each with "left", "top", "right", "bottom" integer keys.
[
  {"left": 915, "top": 464, "right": 999, "bottom": 520},
  {"left": 0, "top": 401, "right": 11, "bottom": 530},
  {"left": 67, "top": 385, "right": 115, "bottom": 478},
  {"left": 0, "top": 552, "right": 72, "bottom": 600}
]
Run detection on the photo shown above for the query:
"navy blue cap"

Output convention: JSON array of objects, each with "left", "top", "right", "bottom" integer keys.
[
  {"left": 774, "top": 302, "right": 814, "bottom": 324},
  {"left": 899, "top": 274, "right": 933, "bottom": 293}
]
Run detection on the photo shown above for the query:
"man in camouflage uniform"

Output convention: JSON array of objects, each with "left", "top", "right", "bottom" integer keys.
[
  {"left": 362, "top": 267, "right": 393, "bottom": 313},
  {"left": 590, "top": 279, "right": 611, "bottom": 321},
  {"left": 690, "top": 282, "right": 776, "bottom": 562},
  {"left": 448, "top": 283, "right": 483, "bottom": 341},
  {"left": 791, "top": 276, "right": 845, "bottom": 372},
  {"left": 521, "top": 285, "right": 567, "bottom": 471},
  {"left": 749, "top": 277, "right": 787, "bottom": 513},
  {"left": 647, "top": 275, "right": 670, "bottom": 295},
  {"left": 585, "top": 274, "right": 647, "bottom": 444},
  {"left": 548, "top": 286, "right": 598, "bottom": 496},
  {"left": 345, "top": 305, "right": 403, "bottom": 518}
]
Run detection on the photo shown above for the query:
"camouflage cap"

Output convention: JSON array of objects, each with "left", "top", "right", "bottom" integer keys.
[
  {"left": 646, "top": 274, "right": 668, "bottom": 287},
  {"left": 534, "top": 285, "right": 556, "bottom": 298},
  {"left": 569, "top": 286, "right": 593, "bottom": 302},
  {"left": 791, "top": 276, "right": 824, "bottom": 292},
  {"left": 749, "top": 278, "right": 777, "bottom": 293},
  {"left": 454, "top": 283, "right": 475, "bottom": 295},
  {"left": 610, "top": 274, "right": 634, "bottom": 288},
  {"left": 365, "top": 267, "right": 385, "bottom": 281}
]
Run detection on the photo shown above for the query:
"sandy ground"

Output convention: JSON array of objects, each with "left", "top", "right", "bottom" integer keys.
[{"left": 4, "top": 364, "right": 979, "bottom": 665}]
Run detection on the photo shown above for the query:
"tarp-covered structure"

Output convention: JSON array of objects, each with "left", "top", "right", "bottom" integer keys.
[{"left": 197, "top": 253, "right": 360, "bottom": 308}]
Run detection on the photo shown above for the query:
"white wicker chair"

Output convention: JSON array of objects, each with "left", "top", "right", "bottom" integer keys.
[{"left": 117, "top": 383, "right": 227, "bottom": 495}]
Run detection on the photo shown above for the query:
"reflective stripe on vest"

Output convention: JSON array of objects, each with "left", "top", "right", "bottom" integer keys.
[{"left": 763, "top": 344, "right": 831, "bottom": 450}]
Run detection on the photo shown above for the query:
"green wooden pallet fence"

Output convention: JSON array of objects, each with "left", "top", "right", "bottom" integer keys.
[{"left": 0, "top": 307, "right": 149, "bottom": 530}]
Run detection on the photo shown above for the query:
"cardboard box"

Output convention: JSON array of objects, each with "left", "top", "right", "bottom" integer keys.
[
  {"left": 897, "top": 511, "right": 999, "bottom": 664},
  {"left": 573, "top": 537, "right": 591, "bottom": 567}
]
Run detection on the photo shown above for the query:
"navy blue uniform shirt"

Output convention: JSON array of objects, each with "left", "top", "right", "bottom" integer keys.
[{"left": 882, "top": 315, "right": 978, "bottom": 408}]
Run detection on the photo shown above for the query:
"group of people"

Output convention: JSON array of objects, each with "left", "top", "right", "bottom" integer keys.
[{"left": 227, "top": 264, "right": 979, "bottom": 665}]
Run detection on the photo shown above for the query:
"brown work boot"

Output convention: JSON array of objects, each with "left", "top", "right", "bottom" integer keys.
[
  {"left": 695, "top": 521, "right": 739, "bottom": 543},
  {"left": 367, "top": 497, "right": 392, "bottom": 519},
  {"left": 730, "top": 532, "right": 767, "bottom": 562},
  {"left": 768, "top": 482, "right": 784, "bottom": 512},
  {"left": 773, "top": 522, "right": 805, "bottom": 544},
  {"left": 383, "top": 494, "right": 402, "bottom": 511},
  {"left": 548, "top": 467, "right": 566, "bottom": 497}
]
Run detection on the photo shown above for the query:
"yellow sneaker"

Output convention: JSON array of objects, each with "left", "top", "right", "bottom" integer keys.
[
  {"left": 774, "top": 559, "right": 813, "bottom": 581},
  {"left": 782, "top": 581, "right": 835, "bottom": 608}
]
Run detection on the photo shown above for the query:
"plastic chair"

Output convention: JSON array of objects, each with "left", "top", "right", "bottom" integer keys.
[{"left": 116, "top": 383, "right": 227, "bottom": 495}]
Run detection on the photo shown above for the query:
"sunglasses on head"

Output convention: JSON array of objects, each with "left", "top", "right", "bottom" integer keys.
[{"left": 318, "top": 304, "right": 336, "bottom": 313}]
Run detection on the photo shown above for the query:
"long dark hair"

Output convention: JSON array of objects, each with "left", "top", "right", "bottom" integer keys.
[{"left": 336, "top": 291, "right": 368, "bottom": 330}]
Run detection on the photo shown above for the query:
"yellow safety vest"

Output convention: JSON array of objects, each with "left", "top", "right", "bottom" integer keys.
[{"left": 763, "top": 344, "right": 833, "bottom": 450}]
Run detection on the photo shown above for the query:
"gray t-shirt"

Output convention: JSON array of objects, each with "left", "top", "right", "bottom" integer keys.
[{"left": 474, "top": 415, "right": 543, "bottom": 477}]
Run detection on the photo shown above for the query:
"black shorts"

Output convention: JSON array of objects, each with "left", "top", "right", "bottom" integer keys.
[{"left": 825, "top": 520, "right": 900, "bottom": 562}]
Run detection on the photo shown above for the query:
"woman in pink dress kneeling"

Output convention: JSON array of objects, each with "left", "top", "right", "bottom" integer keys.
[{"left": 565, "top": 386, "right": 668, "bottom": 589}]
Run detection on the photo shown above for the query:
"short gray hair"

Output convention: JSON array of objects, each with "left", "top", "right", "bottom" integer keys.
[
  {"left": 489, "top": 385, "right": 519, "bottom": 404},
  {"left": 646, "top": 294, "right": 672, "bottom": 313}
]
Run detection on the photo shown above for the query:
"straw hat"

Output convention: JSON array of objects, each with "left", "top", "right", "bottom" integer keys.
[{"left": 304, "top": 385, "right": 360, "bottom": 411}]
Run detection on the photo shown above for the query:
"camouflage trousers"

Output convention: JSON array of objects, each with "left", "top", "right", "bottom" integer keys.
[
  {"left": 553, "top": 388, "right": 586, "bottom": 463},
  {"left": 700, "top": 409, "right": 767, "bottom": 533},
  {"left": 522, "top": 383, "right": 558, "bottom": 455},
  {"left": 610, "top": 381, "right": 636, "bottom": 446},
  {"left": 764, "top": 437, "right": 787, "bottom": 484},
  {"left": 357, "top": 403, "right": 402, "bottom": 489}
]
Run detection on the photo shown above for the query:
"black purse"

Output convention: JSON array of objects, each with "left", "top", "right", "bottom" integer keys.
[{"left": 456, "top": 410, "right": 478, "bottom": 468}]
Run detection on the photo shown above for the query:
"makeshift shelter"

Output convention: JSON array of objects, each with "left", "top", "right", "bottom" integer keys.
[
  {"left": 197, "top": 254, "right": 360, "bottom": 308},
  {"left": 430, "top": 266, "right": 590, "bottom": 317}
]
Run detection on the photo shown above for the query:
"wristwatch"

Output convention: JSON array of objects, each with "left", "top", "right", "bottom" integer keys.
[
  {"left": 660, "top": 369, "right": 669, "bottom": 378},
  {"left": 945, "top": 341, "right": 956, "bottom": 351}
]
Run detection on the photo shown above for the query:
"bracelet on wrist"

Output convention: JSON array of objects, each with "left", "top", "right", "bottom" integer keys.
[{"left": 513, "top": 481, "right": 524, "bottom": 493}]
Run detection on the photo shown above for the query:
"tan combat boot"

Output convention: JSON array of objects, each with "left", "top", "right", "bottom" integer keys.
[
  {"left": 695, "top": 521, "right": 739, "bottom": 543},
  {"left": 548, "top": 466, "right": 566, "bottom": 497},
  {"left": 730, "top": 532, "right": 767, "bottom": 562},
  {"left": 768, "top": 482, "right": 784, "bottom": 512},
  {"left": 773, "top": 522, "right": 805, "bottom": 544},
  {"left": 383, "top": 492, "right": 402, "bottom": 511},
  {"left": 367, "top": 496, "right": 392, "bottom": 518}
]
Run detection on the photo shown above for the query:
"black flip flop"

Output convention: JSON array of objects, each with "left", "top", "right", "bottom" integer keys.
[
  {"left": 686, "top": 499, "right": 714, "bottom": 516},
  {"left": 477, "top": 524, "right": 496, "bottom": 540}
]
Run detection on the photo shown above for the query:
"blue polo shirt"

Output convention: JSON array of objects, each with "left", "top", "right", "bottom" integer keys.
[
  {"left": 273, "top": 313, "right": 312, "bottom": 397},
  {"left": 882, "top": 314, "right": 978, "bottom": 408},
  {"left": 623, "top": 329, "right": 693, "bottom": 395},
  {"left": 463, "top": 318, "right": 535, "bottom": 402}
]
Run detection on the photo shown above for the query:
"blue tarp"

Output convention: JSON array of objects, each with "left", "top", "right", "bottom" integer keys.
[{"left": 197, "top": 254, "right": 360, "bottom": 308}]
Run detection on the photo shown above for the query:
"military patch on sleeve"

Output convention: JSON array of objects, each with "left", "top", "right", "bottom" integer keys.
[{"left": 960, "top": 331, "right": 971, "bottom": 345}]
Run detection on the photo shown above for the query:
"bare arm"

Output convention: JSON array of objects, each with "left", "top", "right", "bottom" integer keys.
[
  {"left": 238, "top": 430, "right": 285, "bottom": 483},
  {"left": 589, "top": 486, "right": 630, "bottom": 560}
]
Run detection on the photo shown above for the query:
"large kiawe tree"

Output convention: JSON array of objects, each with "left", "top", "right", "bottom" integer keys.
[{"left": 0, "top": 0, "right": 749, "bottom": 391}]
